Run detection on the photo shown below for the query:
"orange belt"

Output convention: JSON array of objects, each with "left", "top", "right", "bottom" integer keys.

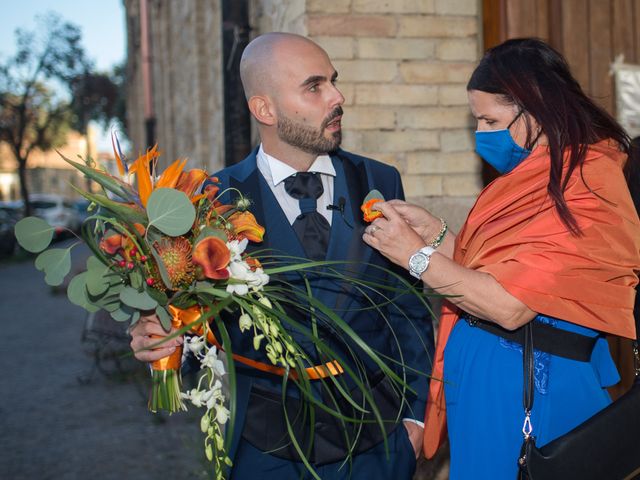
[{"left": 168, "top": 305, "right": 344, "bottom": 380}]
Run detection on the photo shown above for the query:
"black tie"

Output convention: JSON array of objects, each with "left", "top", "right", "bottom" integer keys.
[{"left": 284, "top": 172, "right": 330, "bottom": 261}]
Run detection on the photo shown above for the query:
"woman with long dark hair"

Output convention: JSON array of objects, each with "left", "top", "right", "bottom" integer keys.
[{"left": 362, "top": 38, "right": 640, "bottom": 478}]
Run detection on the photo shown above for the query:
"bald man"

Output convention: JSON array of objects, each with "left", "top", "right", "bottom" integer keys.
[{"left": 131, "top": 32, "right": 434, "bottom": 479}]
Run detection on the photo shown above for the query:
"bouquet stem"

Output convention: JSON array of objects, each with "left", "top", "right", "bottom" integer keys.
[{"left": 150, "top": 345, "right": 186, "bottom": 413}]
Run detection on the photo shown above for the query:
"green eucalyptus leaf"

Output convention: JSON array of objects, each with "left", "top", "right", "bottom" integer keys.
[
  {"left": 102, "top": 299, "right": 122, "bottom": 312},
  {"left": 85, "top": 257, "right": 116, "bottom": 296},
  {"left": 129, "top": 269, "right": 143, "bottom": 289},
  {"left": 363, "top": 189, "right": 385, "bottom": 204},
  {"left": 67, "top": 273, "right": 100, "bottom": 313},
  {"left": 86, "top": 255, "right": 107, "bottom": 272},
  {"left": 110, "top": 305, "right": 134, "bottom": 322},
  {"left": 35, "top": 248, "right": 72, "bottom": 286},
  {"left": 146, "top": 188, "right": 195, "bottom": 236},
  {"left": 119, "top": 286, "right": 158, "bottom": 310},
  {"left": 155, "top": 305, "right": 172, "bottom": 330},
  {"left": 146, "top": 286, "right": 168, "bottom": 306},
  {"left": 14, "top": 217, "right": 54, "bottom": 253}
]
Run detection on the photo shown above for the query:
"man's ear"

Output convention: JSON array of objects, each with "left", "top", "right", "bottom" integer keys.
[{"left": 248, "top": 95, "right": 276, "bottom": 126}]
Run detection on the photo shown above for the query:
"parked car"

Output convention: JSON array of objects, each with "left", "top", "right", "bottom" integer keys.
[
  {"left": 0, "top": 200, "right": 24, "bottom": 223},
  {"left": 29, "top": 193, "right": 82, "bottom": 238},
  {"left": 72, "top": 199, "right": 92, "bottom": 223},
  {"left": 0, "top": 209, "right": 17, "bottom": 257}
]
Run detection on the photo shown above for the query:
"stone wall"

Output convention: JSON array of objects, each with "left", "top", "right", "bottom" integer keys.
[{"left": 125, "top": 0, "right": 225, "bottom": 172}]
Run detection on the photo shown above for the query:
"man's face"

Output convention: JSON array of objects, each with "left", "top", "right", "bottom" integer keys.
[{"left": 271, "top": 42, "right": 345, "bottom": 155}]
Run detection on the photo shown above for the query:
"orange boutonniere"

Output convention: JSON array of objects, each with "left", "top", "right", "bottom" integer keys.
[{"left": 361, "top": 189, "right": 385, "bottom": 223}]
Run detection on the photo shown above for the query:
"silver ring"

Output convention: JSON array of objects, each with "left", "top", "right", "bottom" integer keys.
[{"left": 370, "top": 225, "right": 379, "bottom": 235}]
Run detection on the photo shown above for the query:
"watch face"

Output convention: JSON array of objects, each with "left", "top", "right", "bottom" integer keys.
[{"left": 410, "top": 253, "right": 427, "bottom": 273}]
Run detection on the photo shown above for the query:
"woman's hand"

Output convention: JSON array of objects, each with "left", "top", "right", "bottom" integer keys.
[
  {"left": 129, "top": 312, "right": 183, "bottom": 362},
  {"left": 363, "top": 201, "right": 536, "bottom": 330},
  {"left": 385, "top": 200, "right": 443, "bottom": 244},
  {"left": 362, "top": 201, "right": 426, "bottom": 270}
]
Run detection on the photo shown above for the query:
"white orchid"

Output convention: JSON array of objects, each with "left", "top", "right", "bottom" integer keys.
[
  {"left": 201, "top": 347, "right": 226, "bottom": 377},
  {"left": 227, "top": 238, "right": 248, "bottom": 261},
  {"left": 238, "top": 313, "right": 252, "bottom": 332},
  {"left": 184, "top": 334, "right": 207, "bottom": 355}
]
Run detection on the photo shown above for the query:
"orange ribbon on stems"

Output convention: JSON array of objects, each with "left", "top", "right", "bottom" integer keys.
[{"left": 165, "top": 305, "right": 345, "bottom": 382}]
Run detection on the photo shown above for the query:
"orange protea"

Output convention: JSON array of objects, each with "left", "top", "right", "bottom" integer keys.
[
  {"left": 154, "top": 236, "right": 195, "bottom": 287},
  {"left": 228, "top": 211, "right": 265, "bottom": 243},
  {"left": 192, "top": 237, "right": 230, "bottom": 280},
  {"left": 361, "top": 198, "right": 384, "bottom": 223}
]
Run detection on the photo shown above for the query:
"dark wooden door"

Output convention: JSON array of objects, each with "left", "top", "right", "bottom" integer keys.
[{"left": 483, "top": 0, "right": 640, "bottom": 114}]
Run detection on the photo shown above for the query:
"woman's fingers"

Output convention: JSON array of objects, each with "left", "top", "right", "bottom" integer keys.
[{"left": 129, "top": 314, "right": 183, "bottom": 362}]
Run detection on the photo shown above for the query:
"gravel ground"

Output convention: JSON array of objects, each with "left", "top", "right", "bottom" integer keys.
[{"left": 0, "top": 241, "right": 448, "bottom": 480}]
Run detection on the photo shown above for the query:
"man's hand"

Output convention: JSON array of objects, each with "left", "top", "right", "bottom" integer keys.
[
  {"left": 403, "top": 420, "right": 424, "bottom": 460},
  {"left": 129, "top": 312, "right": 183, "bottom": 362}
]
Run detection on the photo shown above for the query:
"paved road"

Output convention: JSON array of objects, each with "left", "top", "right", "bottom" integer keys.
[
  {"left": 0, "top": 241, "right": 448, "bottom": 480},
  {"left": 0, "top": 242, "right": 207, "bottom": 480}
]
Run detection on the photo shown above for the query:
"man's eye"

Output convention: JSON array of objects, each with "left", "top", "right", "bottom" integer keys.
[{"left": 309, "top": 84, "right": 318, "bottom": 92}]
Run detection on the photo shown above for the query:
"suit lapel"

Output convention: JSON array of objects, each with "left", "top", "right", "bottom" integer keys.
[{"left": 328, "top": 152, "right": 374, "bottom": 312}]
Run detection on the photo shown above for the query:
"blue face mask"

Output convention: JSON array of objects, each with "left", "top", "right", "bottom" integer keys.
[{"left": 474, "top": 112, "right": 531, "bottom": 174}]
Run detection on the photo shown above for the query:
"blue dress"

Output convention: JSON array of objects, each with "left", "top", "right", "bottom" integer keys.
[{"left": 443, "top": 315, "right": 620, "bottom": 479}]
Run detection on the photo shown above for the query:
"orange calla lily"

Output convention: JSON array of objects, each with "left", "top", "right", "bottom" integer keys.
[
  {"left": 229, "top": 211, "right": 265, "bottom": 243},
  {"left": 192, "top": 236, "right": 230, "bottom": 280},
  {"left": 99, "top": 223, "right": 145, "bottom": 257},
  {"left": 361, "top": 198, "right": 384, "bottom": 223},
  {"left": 203, "top": 178, "right": 220, "bottom": 202}
]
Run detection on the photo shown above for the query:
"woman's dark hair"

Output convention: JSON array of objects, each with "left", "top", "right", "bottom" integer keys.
[{"left": 467, "top": 38, "right": 639, "bottom": 234}]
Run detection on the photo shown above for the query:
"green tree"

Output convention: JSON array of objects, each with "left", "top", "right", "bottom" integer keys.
[
  {"left": 70, "top": 71, "right": 120, "bottom": 158},
  {"left": 0, "top": 13, "right": 89, "bottom": 215}
]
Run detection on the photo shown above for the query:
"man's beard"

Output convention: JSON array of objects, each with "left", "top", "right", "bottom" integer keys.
[{"left": 276, "top": 107, "right": 343, "bottom": 155}]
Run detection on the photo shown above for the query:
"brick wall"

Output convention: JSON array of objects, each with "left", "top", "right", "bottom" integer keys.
[
  {"left": 250, "top": 0, "right": 482, "bottom": 230},
  {"left": 126, "top": 0, "right": 482, "bottom": 230}
]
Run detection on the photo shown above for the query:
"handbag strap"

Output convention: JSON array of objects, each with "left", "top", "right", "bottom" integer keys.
[{"left": 522, "top": 322, "right": 534, "bottom": 439}]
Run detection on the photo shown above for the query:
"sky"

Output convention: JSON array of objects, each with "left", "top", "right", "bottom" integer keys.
[
  {"left": 1, "top": 1, "right": 126, "bottom": 150},
  {"left": 1, "top": 0, "right": 126, "bottom": 71}
]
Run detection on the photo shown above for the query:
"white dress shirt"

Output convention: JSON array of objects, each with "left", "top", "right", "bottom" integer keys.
[
  {"left": 256, "top": 145, "right": 423, "bottom": 428},
  {"left": 256, "top": 144, "right": 336, "bottom": 226}
]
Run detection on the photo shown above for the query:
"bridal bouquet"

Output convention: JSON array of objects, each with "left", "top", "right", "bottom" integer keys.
[{"left": 15, "top": 137, "right": 431, "bottom": 480}]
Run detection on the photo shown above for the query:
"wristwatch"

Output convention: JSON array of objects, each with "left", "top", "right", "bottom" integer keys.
[{"left": 408, "top": 246, "right": 435, "bottom": 279}]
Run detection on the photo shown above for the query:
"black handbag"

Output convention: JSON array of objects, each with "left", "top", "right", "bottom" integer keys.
[{"left": 517, "top": 320, "right": 640, "bottom": 480}]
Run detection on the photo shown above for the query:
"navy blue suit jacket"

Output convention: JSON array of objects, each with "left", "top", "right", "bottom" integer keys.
[{"left": 211, "top": 147, "right": 434, "bottom": 460}]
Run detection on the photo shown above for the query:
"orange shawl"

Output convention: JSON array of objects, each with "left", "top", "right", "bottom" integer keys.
[{"left": 423, "top": 140, "right": 640, "bottom": 458}]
